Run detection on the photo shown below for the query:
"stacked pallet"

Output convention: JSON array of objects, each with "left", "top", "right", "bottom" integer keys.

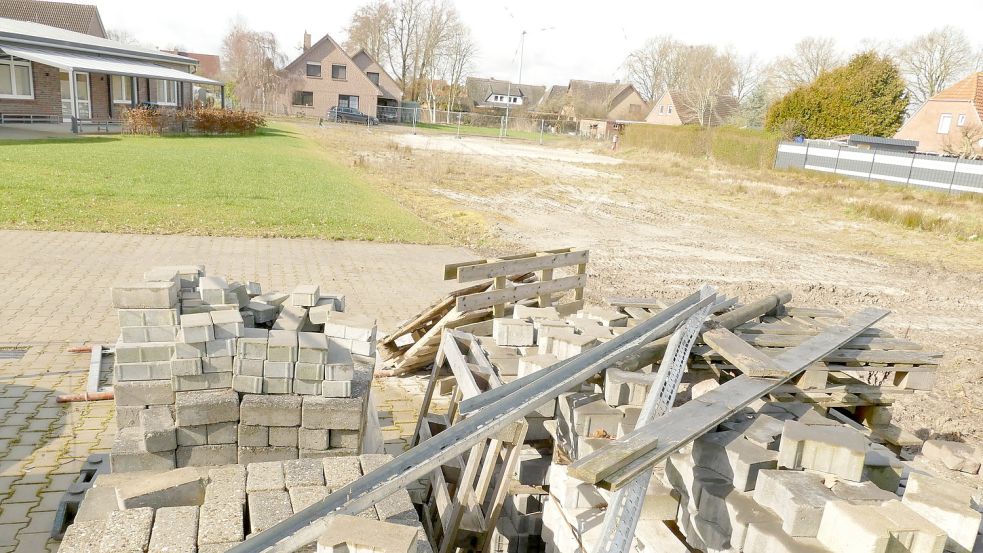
[
  {"left": 108, "top": 266, "right": 375, "bottom": 470},
  {"left": 60, "top": 456, "right": 432, "bottom": 553},
  {"left": 379, "top": 248, "right": 590, "bottom": 375}
]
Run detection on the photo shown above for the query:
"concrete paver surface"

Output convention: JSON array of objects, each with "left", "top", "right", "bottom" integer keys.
[{"left": 0, "top": 230, "right": 471, "bottom": 552}]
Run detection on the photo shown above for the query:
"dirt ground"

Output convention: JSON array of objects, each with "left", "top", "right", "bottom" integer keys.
[{"left": 314, "top": 123, "right": 983, "bottom": 445}]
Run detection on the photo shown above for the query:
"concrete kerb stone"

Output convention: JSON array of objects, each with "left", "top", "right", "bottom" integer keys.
[
  {"left": 58, "top": 519, "right": 107, "bottom": 553},
  {"left": 324, "top": 456, "right": 363, "bottom": 489},
  {"left": 111, "top": 427, "right": 176, "bottom": 472},
  {"left": 114, "top": 380, "right": 175, "bottom": 407},
  {"left": 198, "top": 498, "right": 245, "bottom": 545},
  {"left": 140, "top": 406, "right": 177, "bottom": 453},
  {"left": 115, "top": 467, "right": 207, "bottom": 509},
  {"left": 284, "top": 458, "right": 326, "bottom": 488},
  {"left": 752, "top": 469, "right": 836, "bottom": 537},
  {"left": 99, "top": 506, "right": 154, "bottom": 553},
  {"left": 777, "top": 420, "right": 867, "bottom": 482},
  {"left": 317, "top": 514, "right": 420, "bottom": 553},
  {"left": 902, "top": 472, "right": 982, "bottom": 553},
  {"left": 174, "top": 390, "right": 240, "bottom": 427},
  {"left": 149, "top": 505, "right": 199, "bottom": 553},
  {"left": 246, "top": 461, "right": 286, "bottom": 492},
  {"left": 240, "top": 394, "right": 302, "bottom": 427},
  {"left": 112, "top": 281, "right": 178, "bottom": 309},
  {"left": 248, "top": 489, "right": 294, "bottom": 533}
]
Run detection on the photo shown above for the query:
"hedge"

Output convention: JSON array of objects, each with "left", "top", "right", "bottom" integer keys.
[{"left": 623, "top": 124, "right": 781, "bottom": 170}]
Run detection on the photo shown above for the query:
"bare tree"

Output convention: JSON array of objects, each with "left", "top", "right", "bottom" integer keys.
[
  {"left": 731, "top": 52, "right": 763, "bottom": 105},
  {"left": 439, "top": 22, "right": 477, "bottom": 116},
  {"left": 623, "top": 35, "right": 687, "bottom": 103},
  {"left": 344, "top": 0, "right": 474, "bottom": 103},
  {"left": 677, "top": 45, "right": 738, "bottom": 127},
  {"left": 344, "top": 1, "right": 392, "bottom": 61},
  {"left": 896, "top": 26, "right": 977, "bottom": 107},
  {"left": 106, "top": 28, "right": 139, "bottom": 45},
  {"left": 221, "top": 20, "right": 289, "bottom": 113},
  {"left": 943, "top": 124, "right": 983, "bottom": 159},
  {"left": 769, "top": 37, "right": 840, "bottom": 93}
]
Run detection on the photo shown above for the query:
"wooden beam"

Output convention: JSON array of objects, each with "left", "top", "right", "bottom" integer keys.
[
  {"left": 442, "top": 248, "right": 576, "bottom": 280},
  {"left": 455, "top": 250, "right": 588, "bottom": 283},
  {"left": 456, "top": 274, "right": 588, "bottom": 313},
  {"left": 702, "top": 327, "right": 787, "bottom": 377},
  {"left": 567, "top": 307, "right": 889, "bottom": 490}
]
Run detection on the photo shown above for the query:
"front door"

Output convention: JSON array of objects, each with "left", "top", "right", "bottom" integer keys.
[
  {"left": 59, "top": 71, "right": 73, "bottom": 121},
  {"left": 75, "top": 72, "right": 91, "bottom": 120}
]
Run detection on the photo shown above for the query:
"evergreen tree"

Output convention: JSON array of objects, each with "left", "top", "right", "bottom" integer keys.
[{"left": 765, "top": 52, "right": 908, "bottom": 137}]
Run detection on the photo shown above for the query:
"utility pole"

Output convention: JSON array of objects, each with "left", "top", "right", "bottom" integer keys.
[{"left": 502, "top": 30, "right": 526, "bottom": 140}]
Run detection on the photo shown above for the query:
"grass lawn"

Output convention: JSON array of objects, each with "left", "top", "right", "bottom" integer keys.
[{"left": 0, "top": 123, "right": 442, "bottom": 242}]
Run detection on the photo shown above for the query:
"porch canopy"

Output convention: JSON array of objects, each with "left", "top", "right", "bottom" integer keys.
[{"left": 0, "top": 43, "right": 221, "bottom": 85}]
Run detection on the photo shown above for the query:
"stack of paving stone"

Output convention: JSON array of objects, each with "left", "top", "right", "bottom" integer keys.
[
  {"left": 538, "top": 399, "right": 983, "bottom": 553},
  {"left": 109, "top": 266, "right": 377, "bottom": 470},
  {"left": 59, "top": 455, "right": 432, "bottom": 553}
]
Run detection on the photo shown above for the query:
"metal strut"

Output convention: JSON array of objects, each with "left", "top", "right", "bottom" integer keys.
[{"left": 593, "top": 285, "right": 716, "bottom": 553}]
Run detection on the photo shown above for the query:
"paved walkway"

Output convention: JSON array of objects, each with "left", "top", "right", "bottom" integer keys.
[{"left": 0, "top": 230, "right": 472, "bottom": 552}]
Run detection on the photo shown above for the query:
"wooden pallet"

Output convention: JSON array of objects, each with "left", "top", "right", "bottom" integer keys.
[{"left": 381, "top": 248, "right": 591, "bottom": 375}]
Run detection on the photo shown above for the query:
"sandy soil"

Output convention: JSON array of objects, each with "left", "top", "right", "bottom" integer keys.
[{"left": 394, "top": 132, "right": 983, "bottom": 444}]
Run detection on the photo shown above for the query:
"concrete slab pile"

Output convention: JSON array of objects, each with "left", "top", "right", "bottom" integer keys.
[
  {"left": 59, "top": 456, "right": 433, "bottom": 553},
  {"left": 109, "top": 266, "right": 374, "bottom": 469}
]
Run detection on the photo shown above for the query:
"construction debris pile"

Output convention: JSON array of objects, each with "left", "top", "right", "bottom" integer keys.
[
  {"left": 54, "top": 250, "right": 983, "bottom": 553},
  {"left": 59, "top": 455, "right": 430, "bottom": 553},
  {"left": 109, "top": 265, "right": 376, "bottom": 470}
]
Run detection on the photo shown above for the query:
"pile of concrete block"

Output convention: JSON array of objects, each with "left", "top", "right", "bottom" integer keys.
[
  {"left": 538, "top": 399, "right": 983, "bottom": 553},
  {"left": 60, "top": 455, "right": 432, "bottom": 553},
  {"left": 109, "top": 266, "right": 376, "bottom": 470}
]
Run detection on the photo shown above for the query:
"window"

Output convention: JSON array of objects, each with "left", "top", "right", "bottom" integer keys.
[
  {"left": 367, "top": 72, "right": 380, "bottom": 85},
  {"left": 658, "top": 105, "right": 664, "bottom": 114},
  {"left": 338, "top": 95, "right": 359, "bottom": 110},
  {"left": 111, "top": 75, "right": 133, "bottom": 104},
  {"left": 293, "top": 91, "right": 314, "bottom": 106},
  {"left": 668, "top": 105, "right": 673, "bottom": 114},
  {"left": 937, "top": 114, "right": 952, "bottom": 134},
  {"left": 0, "top": 55, "right": 33, "bottom": 99},
  {"left": 958, "top": 114, "right": 966, "bottom": 127},
  {"left": 306, "top": 63, "right": 321, "bottom": 78},
  {"left": 331, "top": 64, "right": 346, "bottom": 80},
  {"left": 154, "top": 79, "right": 178, "bottom": 105}
]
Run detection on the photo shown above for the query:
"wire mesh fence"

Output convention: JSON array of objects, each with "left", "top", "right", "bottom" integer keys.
[{"left": 377, "top": 105, "right": 580, "bottom": 142}]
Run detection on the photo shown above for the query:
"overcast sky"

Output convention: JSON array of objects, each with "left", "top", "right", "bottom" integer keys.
[{"left": 91, "top": 0, "right": 982, "bottom": 86}]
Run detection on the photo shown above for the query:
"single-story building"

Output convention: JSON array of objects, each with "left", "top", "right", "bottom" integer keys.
[{"left": 0, "top": 16, "right": 222, "bottom": 124}]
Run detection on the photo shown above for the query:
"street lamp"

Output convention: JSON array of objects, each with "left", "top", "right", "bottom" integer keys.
[{"left": 501, "top": 26, "right": 554, "bottom": 139}]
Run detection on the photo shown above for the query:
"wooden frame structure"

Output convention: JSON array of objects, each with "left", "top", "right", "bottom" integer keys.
[{"left": 412, "top": 330, "right": 529, "bottom": 553}]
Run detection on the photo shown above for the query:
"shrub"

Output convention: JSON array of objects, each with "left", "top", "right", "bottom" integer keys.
[
  {"left": 765, "top": 52, "right": 908, "bottom": 138},
  {"left": 122, "top": 107, "right": 265, "bottom": 136}
]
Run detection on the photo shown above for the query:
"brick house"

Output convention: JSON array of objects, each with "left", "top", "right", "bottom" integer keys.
[
  {"left": 284, "top": 32, "right": 401, "bottom": 118},
  {"left": 0, "top": 0, "right": 105, "bottom": 37},
  {"left": 645, "top": 90, "right": 738, "bottom": 127},
  {"left": 538, "top": 80, "right": 648, "bottom": 122},
  {"left": 465, "top": 77, "right": 546, "bottom": 113},
  {"left": 894, "top": 72, "right": 983, "bottom": 156},
  {"left": 0, "top": 16, "right": 222, "bottom": 123}
]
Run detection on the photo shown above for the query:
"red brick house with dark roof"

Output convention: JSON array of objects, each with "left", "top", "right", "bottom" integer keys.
[
  {"left": 894, "top": 72, "right": 983, "bottom": 155},
  {"left": 0, "top": 0, "right": 104, "bottom": 37}
]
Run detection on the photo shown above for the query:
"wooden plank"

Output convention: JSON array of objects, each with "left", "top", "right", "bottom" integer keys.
[
  {"left": 440, "top": 333, "right": 483, "bottom": 400},
  {"left": 702, "top": 327, "right": 787, "bottom": 377},
  {"left": 456, "top": 250, "right": 589, "bottom": 283},
  {"left": 538, "top": 267, "right": 554, "bottom": 307},
  {"left": 567, "top": 307, "right": 889, "bottom": 490},
  {"left": 737, "top": 323, "right": 892, "bottom": 338},
  {"left": 785, "top": 306, "right": 843, "bottom": 318},
  {"left": 606, "top": 297, "right": 667, "bottom": 309},
  {"left": 693, "top": 346, "right": 941, "bottom": 366},
  {"left": 442, "top": 248, "right": 575, "bottom": 280},
  {"left": 736, "top": 334, "right": 923, "bottom": 351},
  {"left": 456, "top": 274, "right": 588, "bottom": 313}
]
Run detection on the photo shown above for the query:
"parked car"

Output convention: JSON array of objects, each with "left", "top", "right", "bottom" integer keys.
[
  {"left": 377, "top": 107, "right": 399, "bottom": 123},
  {"left": 328, "top": 106, "right": 379, "bottom": 125}
]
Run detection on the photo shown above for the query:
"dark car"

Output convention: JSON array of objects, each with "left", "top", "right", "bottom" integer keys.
[
  {"left": 328, "top": 106, "right": 379, "bottom": 125},
  {"left": 377, "top": 107, "right": 399, "bottom": 123}
]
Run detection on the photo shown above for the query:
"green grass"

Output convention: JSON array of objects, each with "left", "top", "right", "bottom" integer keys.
[
  {"left": 414, "top": 122, "right": 559, "bottom": 142},
  {"left": 0, "top": 123, "right": 441, "bottom": 242}
]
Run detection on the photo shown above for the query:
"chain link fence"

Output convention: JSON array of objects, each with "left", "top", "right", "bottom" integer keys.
[{"left": 377, "top": 105, "right": 580, "bottom": 142}]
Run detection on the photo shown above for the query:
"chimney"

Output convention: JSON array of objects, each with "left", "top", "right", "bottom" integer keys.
[{"left": 303, "top": 32, "right": 311, "bottom": 52}]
